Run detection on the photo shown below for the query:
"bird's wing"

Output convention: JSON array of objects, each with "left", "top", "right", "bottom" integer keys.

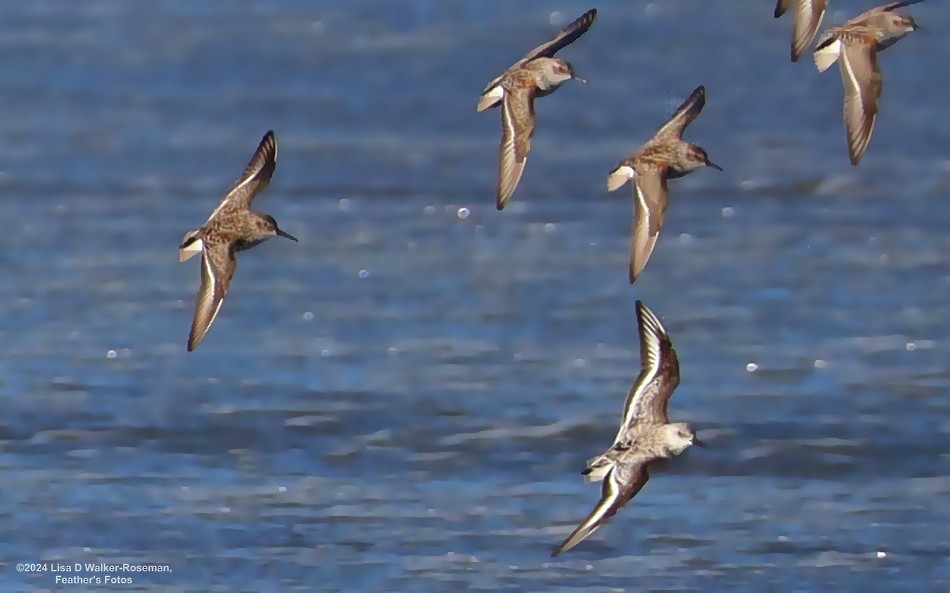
[
  {"left": 655, "top": 86, "right": 706, "bottom": 141},
  {"left": 206, "top": 130, "right": 277, "bottom": 221},
  {"left": 496, "top": 85, "right": 535, "bottom": 210},
  {"left": 186, "top": 239, "right": 236, "bottom": 351},
  {"left": 627, "top": 168, "right": 669, "bottom": 284},
  {"left": 838, "top": 38, "right": 882, "bottom": 165},
  {"left": 785, "top": 0, "right": 827, "bottom": 62},
  {"left": 612, "top": 301, "right": 680, "bottom": 446},
  {"left": 518, "top": 8, "right": 597, "bottom": 64},
  {"left": 551, "top": 460, "right": 652, "bottom": 557},
  {"left": 852, "top": 0, "right": 924, "bottom": 21}
]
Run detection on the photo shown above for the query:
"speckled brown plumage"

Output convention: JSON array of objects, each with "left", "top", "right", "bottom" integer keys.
[
  {"left": 606, "top": 86, "right": 722, "bottom": 284},
  {"left": 178, "top": 130, "right": 298, "bottom": 352},
  {"left": 477, "top": 9, "right": 596, "bottom": 209},
  {"left": 812, "top": 1, "right": 922, "bottom": 165}
]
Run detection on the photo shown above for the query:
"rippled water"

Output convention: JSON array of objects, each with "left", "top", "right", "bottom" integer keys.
[{"left": 1, "top": 1, "right": 948, "bottom": 591}]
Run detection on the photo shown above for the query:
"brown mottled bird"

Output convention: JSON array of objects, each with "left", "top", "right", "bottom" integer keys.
[
  {"left": 606, "top": 86, "right": 722, "bottom": 284},
  {"left": 178, "top": 130, "right": 298, "bottom": 351},
  {"left": 812, "top": 1, "right": 922, "bottom": 165},
  {"left": 477, "top": 8, "right": 596, "bottom": 210}
]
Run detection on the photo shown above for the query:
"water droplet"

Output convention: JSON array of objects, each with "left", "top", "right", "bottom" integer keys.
[
  {"left": 387, "top": 347, "right": 398, "bottom": 355},
  {"left": 321, "top": 349, "right": 331, "bottom": 357},
  {"left": 875, "top": 550, "right": 887, "bottom": 559},
  {"left": 278, "top": 486, "right": 287, "bottom": 493},
  {"left": 746, "top": 362, "right": 758, "bottom": 373},
  {"left": 544, "top": 222, "right": 556, "bottom": 233},
  {"left": 106, "top": 350, "right": 117, "bottom": 359},
  {"left": 722, "top": 207, "right": 734, "bottom": 218},
  {"left": 338, "top": 198, "right": 351, "bottom": 211},
  {"left": 814, "top": 359, "right": 827, "bottom": 369},
  {"left": 679, "top": 233, "right": 694, "bottom": 244},
  {"left": 905, "top": 342, "right": 918, "bottom": 352},
  {"left": 358, "top": 269, "right": 369, "bottom": 279},
  {"left": 423, "top": 205, "right": 436, "bottom": 215},
  {"left": 457, "top": 207, "right": 470, "bottom": 219},
  {"left": 302, "top": 311, "right": 314, "bottom": 321}
]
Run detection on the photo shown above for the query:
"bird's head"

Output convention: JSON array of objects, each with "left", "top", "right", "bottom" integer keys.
[
  {"left": 892, "top": 13, "right": 920, "bottom": 34},
  {"left": 664, "top": 422, "right": 703, "bottom": 455},
  {"left": 688, "top": 145, "right": 723, "bottom": 172},
  {"left": 262, "top": 215, "right": 298, "bottom": 242},
  {"left": 540, "top": 58, "right": 584, "bottom": 89}
]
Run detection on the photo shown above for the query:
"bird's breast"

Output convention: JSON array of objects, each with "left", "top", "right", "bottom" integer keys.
[{"left": 234, "top": 237, "right": 268, "bottom": 252}]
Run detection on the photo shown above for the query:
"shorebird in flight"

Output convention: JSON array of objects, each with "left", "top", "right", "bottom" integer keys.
[
  {"left": 477, "top": 8, "right": 596, "bottom": 210},
  {"left": 552, "top": 301, "right": 702, "bottom": 557},
  {"left": 606, "top": 86, "right": 722, "bottom": 284},
  {"left": 179, "top": 130, "right": 298, "bottom": 351},
  {"left": 812, "top": 1, "right": 922, "bottom": 165}
]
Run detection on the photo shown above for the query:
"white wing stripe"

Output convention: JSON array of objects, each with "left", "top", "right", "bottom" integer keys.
[{"left": 202, "top": 254, "right": 225, "bottom": 330}]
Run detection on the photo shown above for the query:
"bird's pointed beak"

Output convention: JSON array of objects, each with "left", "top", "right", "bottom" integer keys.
[
  {"left": 706, "top": 158, "right": 724, "bottom": 172},
  {"left": 692, "top": 435, "right": 706, "bottom": 448},
  {"left": 572, "top": 72, "right": 586, "bottom": 84},
  {"left": 277, "top": 228, "right": 299, "bottom": 242}
]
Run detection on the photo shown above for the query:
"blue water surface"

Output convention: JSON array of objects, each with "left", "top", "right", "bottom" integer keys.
[{"left": 0, "top": 1, "right": 947, "bottom": 591}]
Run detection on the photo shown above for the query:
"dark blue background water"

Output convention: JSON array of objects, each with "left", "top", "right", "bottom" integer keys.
[{"left": 0, "top": 1, "right": 947, "bottom": 591}]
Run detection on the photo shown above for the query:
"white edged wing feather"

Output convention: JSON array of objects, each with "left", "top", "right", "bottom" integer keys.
[
  {"left": 496, "top": 87, "right": 535, "bottom": 210},
  {"left": 551, "top": 461, "right": 651, "bottom": 557},
  {"left": 187, "top": 242, "right": 235, "bottom": 351}
]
